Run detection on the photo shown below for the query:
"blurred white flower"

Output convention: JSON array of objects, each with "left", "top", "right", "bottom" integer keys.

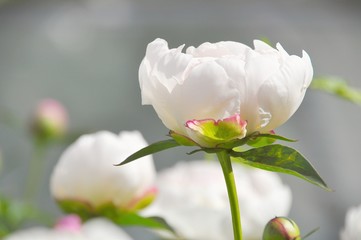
[
  {"left": 50, "top": 131, "right": 156, "bottom": 211},
  {"left": 142, "top": 160, "right": 292, "bottom": 240},
  {"left": 139, "top": 38, "right": 313, "bottom": 147},
  {"left": 5, "top": 215, "right": 133, "bottom": 240},
  {"left": 340, "top": 204, "right": 361, "bottom": 240}
]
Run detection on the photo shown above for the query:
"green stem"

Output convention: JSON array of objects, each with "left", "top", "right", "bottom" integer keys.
[
  {"left": 25, "top": 140, "right": 46, "bottom": 203},
  {"left": 217, "top": 151, "right": 242, "bottom": 240}
]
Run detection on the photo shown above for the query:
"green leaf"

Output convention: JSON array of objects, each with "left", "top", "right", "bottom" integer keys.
[
  {"left": 58, "top": 200, "right": 177, "bottom": 235},
  {"left": 252, "top": 133, "right": 297, "bottom": 142},
  {"left": 247, "top": 133, "right": 297, "bottom": 148},
  {"left": 57, "top": 199, "right": 96, "bottom": 220},
  {"left": 0, "top": 195, "right": 38, "bottom": 237},
  {"left": 110, "top": 213, "right": 176, "bottom": 233},
  {"left": 230, "top": 144, "right": 331, "bottom": 191},
  {"left": 100, "top": 205, "right": 177, "bottom": 235},
  {"left": 303, "top": 227, "right": 320, "bottom": 239},
  {"left": 115, "top": 139, "right": 181, "bottom": 166},
  {"left": 311, "top": 76, "right": 361, "bottom": 105}
]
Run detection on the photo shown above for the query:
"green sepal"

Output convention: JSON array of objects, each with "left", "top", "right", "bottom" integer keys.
[
  {"left": 115, "top": 139, "right": 181, "bottom": 166},
  {"left": 169, "top": 131, "right": 198, "bottom": 146},
  {"left": 214, "top": 132, "right": 296, "bottom": 150},
  {"left": 215, "top": 137, "right": 249, "bottom": 149},
  {"left": 126, "top": 191, "right": 157, "bottom": 212},
  {"left": 57, "top": 199, "right": 96, "bottom": 220},
  {"left": 230, "top": 144, "right": 331, "bottom": 191}
]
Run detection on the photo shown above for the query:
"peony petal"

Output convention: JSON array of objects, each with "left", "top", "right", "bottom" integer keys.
[
  {"left": 186, "top": 41, "right": 251, "bottom": 59},
  {"left": 242, "top": 51, "right": 280, "bottom": 132},
  {"left": 139, "top": 38, "right": 193, "bottom": 103},
  {"left": 256, "top": 53, "right": 312, "bottom": 132},
  {"left": 302, "top": 50, "right": 313, "bottom": 88},
  {"left": 169, "top": 60, "right": 241, "bottom": 134},
  {"left": 254, "top": 40, "right": 277, "bottom": 53},
  {"left": 152, "top": 44, "right": 193, "bottom": 93}
]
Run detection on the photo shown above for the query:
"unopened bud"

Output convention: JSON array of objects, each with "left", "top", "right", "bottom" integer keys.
[
  {"left": 55, "top": 214, "right": 82, "bottom": 232},
  {"left": 263, "top": 216, "right": 301, "bottom": 240},
  {"left": 31, "top": 99, "right": 68, "bottom": 142}
]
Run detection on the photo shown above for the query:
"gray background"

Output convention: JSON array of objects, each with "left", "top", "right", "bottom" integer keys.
[{"left": 0, "top": 0, "right": 361, "bottom": 239}]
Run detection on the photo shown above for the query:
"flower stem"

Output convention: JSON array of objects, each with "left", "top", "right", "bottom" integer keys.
[
  {"left": 25, "top": 140, "right": 46, "bottom": 203},
  {"left": 217, "top": 151, "right": 242, "bottom": 240}
]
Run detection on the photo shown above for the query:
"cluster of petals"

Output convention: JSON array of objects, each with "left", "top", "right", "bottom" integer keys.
[
  {"left": 50, "top": 131, "right": 156, "bottom": 211},
  {"left": 139, "top": 38, "right": 313, "bottom": 146}
]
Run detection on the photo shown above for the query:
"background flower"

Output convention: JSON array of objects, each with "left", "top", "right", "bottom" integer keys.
[
  {"left": 340, "top": 204, "right": 361, "bottom": 240},
  {"left": 30, "top": 99, "right": 68, "bottom": 142},
  {"left": 142, "top": 160, "right": 292, "bottom": 240},
  {"left": 50, "top": 131, "right": 156, "bottom": 211},
  {"left": 139, "top": 38, "right": 313, "bottom": 146},
  {"left": 4, "top": 216, "right": 133, "bottom": 240}
]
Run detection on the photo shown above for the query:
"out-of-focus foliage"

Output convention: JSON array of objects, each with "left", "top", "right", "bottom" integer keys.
[
  {"left": 311, "top": 77, "right": 361, "bottom": 105},
  {"left": 0, "top": 195, "right": 36, "bottom": 238}
]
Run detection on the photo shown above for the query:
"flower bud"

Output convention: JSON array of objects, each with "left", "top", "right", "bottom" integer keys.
[
  {"left": 54, "top": 214, "right": 82, "bottom": 232},
  {"left": 31, "top": 99, "right": 68, "bottom": 142},
  {"left": 262, "top": 217, "right": 301, "bottom": 240},
  {"left": 0, "top": 149, "right": 3, "bottom": 175}
]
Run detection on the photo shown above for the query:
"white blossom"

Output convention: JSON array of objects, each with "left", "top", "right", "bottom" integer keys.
[
  {"left": 143, "top": 160, "right": 292, "bottom": 240},
  {"left": 139, "top": 38, "right": 312, "bottom": 146},
  {"left": 50, "top": 131, "right": 156, "bottom": 211},
  {"left": 340, "top": 204, "right": 361, "bottom": 240},
  {"left": 5, "top": 217, "right": 133, "bottom": 240}
]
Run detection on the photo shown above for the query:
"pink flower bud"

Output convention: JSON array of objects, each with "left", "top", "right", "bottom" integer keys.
[
  {"left": 54, "top": 214, "right": 82, "bottom": 232},
  {"left": 31, "top": 99, "right": 68, "bottom": 141},
  {"left": 262, "top": 217, "right": 301, "bottom": 240}
]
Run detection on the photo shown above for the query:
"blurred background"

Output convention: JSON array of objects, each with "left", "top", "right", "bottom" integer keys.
[{"left": 0, "top": 0, "right": 361, "bottom": 239}]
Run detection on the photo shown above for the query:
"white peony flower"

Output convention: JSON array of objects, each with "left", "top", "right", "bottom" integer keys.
[
  {"left": 340, "top": 204, "right": 361, "bottom": 240},
  {"left": 142, "top": 160, "right": 292, "bottom": 240},
  {"left": 50, "top": 131, "right": 156, "bottom": 211},
  {"left": 4, "top": 216, "right": 133, "bottom": 240},
  {"left": 139, "top": 38, "right": 313, "bottom": 147}
]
